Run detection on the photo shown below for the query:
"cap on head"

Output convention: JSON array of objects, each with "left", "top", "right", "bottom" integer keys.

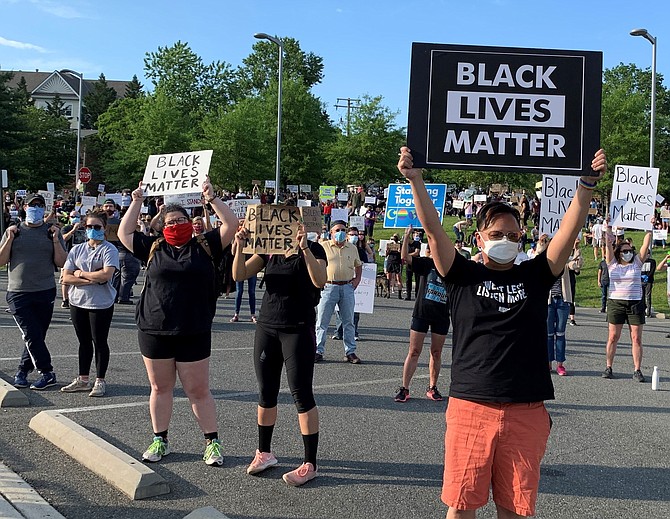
[
  {"left": 25, "top": 194, "right": 46, "bottom": 206},
  {"left": 103, "top": 199, "right": 115, "bottom": 205},
  {"left": 330, "top": 220, "right": 347, "bottom": 230}
]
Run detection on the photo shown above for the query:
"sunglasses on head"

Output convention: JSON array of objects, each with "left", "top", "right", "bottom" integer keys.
[{"left": 86, "top": 224, "right": 103, "bottom": 231}]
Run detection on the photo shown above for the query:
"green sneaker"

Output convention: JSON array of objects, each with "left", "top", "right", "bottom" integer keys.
[
  {"left": 203, "top": 438, "right": 223, "bottom": 466},
  {"left": 142, "top": 436, "right": 169, "bottom": 462}
]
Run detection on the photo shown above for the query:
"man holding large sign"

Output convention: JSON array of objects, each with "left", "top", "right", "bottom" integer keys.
[{"left": 407, "top": 43, "right": 602, "bottom": 175}]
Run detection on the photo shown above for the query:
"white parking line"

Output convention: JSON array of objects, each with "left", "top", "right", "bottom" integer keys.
[{"left": 0, "top": 347, "right": 254, "bottom": 362}]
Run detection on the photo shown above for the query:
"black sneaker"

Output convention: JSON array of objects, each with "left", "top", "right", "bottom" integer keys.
[
  {"left": 425, "top": 386, "right": 444, "bottom": 401},
  {"left": 314, "top": 353, "right": 323, "bottom": 363},
  {"left": 394, "top": 387, "right": 409, "bottom": 403},
  {"left": 61, "top": 300, "right": 69, "bottom": 309},
  {"left": 633, "top": 370, "right": 645, "bottom": 383},
  {"left": 569, "top": 319, "right": 577, "bottom": 326},
  {"left": 602, "top": 367, "right": 614, "bottom": 379}
]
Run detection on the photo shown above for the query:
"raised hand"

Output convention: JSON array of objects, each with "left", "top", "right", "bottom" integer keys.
[
  {"left": 131, "top": 181, "right": 144, "bottom": 202},
  {"left": 397, "top": 147, "right": 423, "bottom": 181}
]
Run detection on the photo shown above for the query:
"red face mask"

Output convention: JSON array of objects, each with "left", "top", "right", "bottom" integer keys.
[{"left": 163, "top": 221, "right": 193, "bottom": 246}]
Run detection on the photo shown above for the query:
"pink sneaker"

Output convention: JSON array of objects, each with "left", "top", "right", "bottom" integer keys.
[
  {"left": 282, "top": 462, "right": 317, "bottom": 486},
  {"left": 246, "top": 449, "right": 278, "bottom": 475},
  {"left": 556, "top": 365, "right": 568, "bottom": 376}
]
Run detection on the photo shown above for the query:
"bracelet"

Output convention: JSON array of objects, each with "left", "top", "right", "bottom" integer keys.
[
  {"left": 579, "top": 178, "right": 597, "bottom": 190},
  {"left": 301, "top": 246, "right": 309, "bottom": 251},
  {"left": 206, "top": 195, "right": 218, "bottom": 203}
]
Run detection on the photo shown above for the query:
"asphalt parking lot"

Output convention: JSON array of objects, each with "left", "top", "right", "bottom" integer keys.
[{"left": 0, "top": 270, "right": 669, "bottom": 519}]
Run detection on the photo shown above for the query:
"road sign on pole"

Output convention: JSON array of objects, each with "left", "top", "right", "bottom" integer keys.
[{"left": 78, "top": 167, "right": 91, "bottom": 184}]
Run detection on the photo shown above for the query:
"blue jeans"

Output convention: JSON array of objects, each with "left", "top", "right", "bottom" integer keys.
[
  {"left": 335, "top": 309, "right": 360, "bottom": 337},
  {"left": 315, "top": 283, "right": 356, "bottom": 355},
  {"left": 547, "top": 297, "right": 570, "bottom": 363},
  {"left": 118, "top": 251, "right": 141, "bottom": 302},
  {"left": 7, "top": 288, "right": 56, "bottom": 373},
  {"left": 600, "top": 283, "right": 609, "bottom": 311},
  {"left": 235, "top": 276, "right": 257, "bottom": 315}
]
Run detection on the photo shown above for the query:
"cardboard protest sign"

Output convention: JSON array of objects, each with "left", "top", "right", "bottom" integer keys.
[
  {"left": 97, "top": 184, "right": 105, "bottom": 193},
  {"left": 378, "top": 239, "right": 390, "bottom": 257},
  {"left": 349, "top": 215, "right": 365, "bottom": 230},
  {"left": 121, "top": 195, "right": 131, "bottom": 207},
  {"left": 337, "top": 192, "right": 349, "bottom": 202},
  {"left": 226, "top": 199, "right": 261, "bottom": 220},
  {"left": 364, "top": 196, "right": 376, "bottom": 205},
  {"left": 384, "top": 183, "right": 447, "bottom": 228},
  {"left": 319, "top": 186, "right": 336, "bottom": 202},
  {"left": 37, "top": 190, "right": 54, "bottom": 212},
  {"left": 609, "top": 165, "right": 659, "bottom": 231},
  {"left": 539, "top": 174, "right": 579, "bottom": 236},
  {"left": 299, "top": 184, "right": 312, "bottom": 193},
  {"left": 407, "top": 43, "right": 602, "bottom": 175},
  {"left": 101, "top": 193, "right": 123, "bottom": 208},
  {"left": 661, "top": 208, "right": 670, "bottom": 219},
  {"left": 452, "top": 200, "right": 465, "bottom": 209},
  {"left": 331, "top": 208, "right": 348, "bottom": 223},
  {"left": 242, "top": 205, "right": 301, "bottom": 254},
  {"left": 656, "top": 194, "right": 665, "bottom": 204},
  {"left": 300, "top": 206, "right": 322, "bottom": 233},
  {"left": 164, "top": 192, "right": 203, "bottom": 209},
  {"left": 16, "top": 189, "right": 27, "bottom": 197},
  {"left": 80, "top": 196, "right": 97, "bottom": 213},
  {"left": 46, "top": 182, "right": 55, "bottom": 192},
  {"left": 142, "top": 150, "right": 212, "bottom": 196},
  {"left": 140, "top": 205, "right": 149, "bottom": 214},
  {"left": 354, "top": 263, "right": 377, "bottom": 314}
]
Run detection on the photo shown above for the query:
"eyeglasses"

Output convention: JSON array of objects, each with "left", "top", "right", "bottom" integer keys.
[
  {"left": 164, "top": 217, "right": 189, "bottom": 227},
  {"left": 28, "top": 203, "right": 45, "bottom": 208},
  {"left": 358, "top": 233, "right": 365, "bottom": 236},
  {"left": 332, "top": 228, "right": 346, "bottom": 233},
  {"left": 483, "top": 230, "right": 523, "bottom": 243},
  {"left": 86, "top": 224, "right": 103, "bottom": 231}
]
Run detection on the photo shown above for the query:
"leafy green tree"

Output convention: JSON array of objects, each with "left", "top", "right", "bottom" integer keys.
[
  {"left": 0, "top": 71, "right": 26, "bottom": 173},
  {"left": 238, "top": 37, "right": 324, "bottom": 96},
  {"left": 125, "top": 74, "right": 144, "bottom": 99},
  {"left": 83, "top": 73, "right": 117, "bottom": 129},
  {"left": 600, "top": 63, "right": 670, "bottom": 197},
  {"left": 45, "top": 93, "right": 68, "bottom": 118},
  {"left": 15, "top": 76, "right": 33, "bottom": 107},
  {"left": 144, "top": 40, "right": 236, "bottom": 115},
  {"left": 325, "top": 95, "right": 405, "bottom": 186}
]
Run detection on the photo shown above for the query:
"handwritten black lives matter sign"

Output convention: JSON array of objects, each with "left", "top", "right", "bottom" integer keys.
[{"left": 407, "top": 43, "right": 602, "bottom": 175}]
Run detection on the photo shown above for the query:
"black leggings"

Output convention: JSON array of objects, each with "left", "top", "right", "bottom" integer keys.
[
  {"left": 254, "top": 323, "right": 316, "bottom": 413},
  {"left": 70, "top": 305, "right": 114, "bottom": 379}
]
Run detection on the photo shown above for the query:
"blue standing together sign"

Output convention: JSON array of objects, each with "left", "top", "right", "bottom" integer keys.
[{"left": 384, "top": 183, "right": 447, "bottom": 228}]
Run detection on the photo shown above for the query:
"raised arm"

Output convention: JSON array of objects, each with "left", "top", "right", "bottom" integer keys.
[
  {"left": 401, "top": 225, "right": 413, "bottom": 266},
  {"left": 397, "top": 147, "right": 455, "bottom": 278},
  {"left": 232, "top": 228, "right": 265, "bottom": 281},
  {"left": 546, "top": 149, "right": 607, "bottom": 276},
  {"left": 202, "top": 177, "right": 237, "bottom": 249},
  {"left": 297, "top": 225, "right": 327, "bottom": 288},
  {"left": 639, "top": 230, "right": 652, "bottom": 261},
  {"left": 119, "top": 182, "right": 144, "bottom": 253}
]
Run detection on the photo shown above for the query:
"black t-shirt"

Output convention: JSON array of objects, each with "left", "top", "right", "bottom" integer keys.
[
  {"left": 641, "top": 258, "right": 656, "bottom": 284},
  {"left": 62, "top": 223, "right": 87, "bottom": 251},
  {"left": 132, "top": 230, "right": 224, "bottom": 334},
  {"left": 412, "top": 257, "right": 449, "bottom": 323},
  {"left": 258, "top": 241, "right": 327, "bottom": 328},
  {"left": 406, "top": 240, "right": 422, "bottom": 270},
  {"left": 444, "top": 251, "right": 558, "bottom": 403}
]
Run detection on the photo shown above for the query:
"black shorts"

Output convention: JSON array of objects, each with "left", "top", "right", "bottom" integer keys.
[
  {"left": 411, "top": 316, "right": 450, "bottom": 336},
  {"left": 607, "top": 299, "right": 646, "bottom": 326},
  {"left": 138, "top": 330, "right": 211, "bottom": 362}
]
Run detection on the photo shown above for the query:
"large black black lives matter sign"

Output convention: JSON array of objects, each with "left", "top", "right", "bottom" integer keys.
[{"left": 407, "top": 43, "right": 602, "bottom": 175}]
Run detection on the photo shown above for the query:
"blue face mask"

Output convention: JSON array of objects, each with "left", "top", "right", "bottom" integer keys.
[
  {"left": 71, "top": 217, "right": 80, "bottom": 224},
  {"left": 334, "top": 230, "right": 347, "bottom": 243},
  {"left": 86, "top": 228, "right": 105, "bottom": 241},
  {"left": 348, "top": 235, "right": 359, "bottom": 245},
  {"left": 25, "top": 206, "right": 45, "bottom": 224}
]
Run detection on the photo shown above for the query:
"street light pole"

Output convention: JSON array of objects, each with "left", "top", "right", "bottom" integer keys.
[
  {"left": 630, "top": 28, "right": 657, "bottom": 168},
  {"left": 254, "top": 32, "right": 283, "bottom": 204},
  {"left": 60, "top": 69, "right": 83, "bottom": 202}
]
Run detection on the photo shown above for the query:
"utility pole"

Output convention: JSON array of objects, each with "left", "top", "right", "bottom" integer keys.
[{"left": 335, "top": 97, "right": 360, "bottom": 137}]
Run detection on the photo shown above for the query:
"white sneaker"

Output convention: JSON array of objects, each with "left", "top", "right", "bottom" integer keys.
[
  {"left": 61, "top": 377, "right": 92, "bottom": 393},
  {"left": 89, "top": 379, "right": 106, "bottom": 397}
]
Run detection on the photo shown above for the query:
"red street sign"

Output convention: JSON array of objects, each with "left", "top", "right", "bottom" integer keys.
[{"left": 78, "top": 167, "right": 91, "bottom": 184}]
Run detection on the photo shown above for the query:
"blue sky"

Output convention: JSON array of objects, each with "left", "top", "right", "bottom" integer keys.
[{"left": 1, "top": 0, "right": 668, "bottom": 127}]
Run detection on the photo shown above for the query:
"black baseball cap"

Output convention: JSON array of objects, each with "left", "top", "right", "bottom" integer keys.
[{"left": 25, "top": 194, "right": 46, "bottom": 206}]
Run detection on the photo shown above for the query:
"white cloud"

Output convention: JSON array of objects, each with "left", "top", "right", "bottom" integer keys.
[
  {"left": 2, "top": 57, "right": 98, "bottom": 75},
  {"left": 29, "top": 0, "right": 89, "bottom": 19},
  {"left": 0, "top": 36, "right": 48, "bottom": 52}
]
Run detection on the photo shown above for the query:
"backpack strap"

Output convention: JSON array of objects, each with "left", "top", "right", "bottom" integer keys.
[
  {"left": 195, "top": 233, "right": 213, "bottom": 259},
  {"left": 146, "top": 237, "right": 165, "bottom": 267}
]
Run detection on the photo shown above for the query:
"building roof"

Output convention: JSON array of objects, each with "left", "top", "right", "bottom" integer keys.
[{"left": 2, "top": 70, "right": 131, "bottom": 98}]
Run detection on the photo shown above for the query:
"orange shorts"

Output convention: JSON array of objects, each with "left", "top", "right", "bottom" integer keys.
[{"left": 441, "top": 397, "right": 551, "bottom": 517}]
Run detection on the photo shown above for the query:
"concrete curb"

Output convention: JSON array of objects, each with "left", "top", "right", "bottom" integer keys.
[
  {"left": 0, "top": 462, "right": 66, "bottom": 519},
  {"left": 29, "top": 411, "right": 170, "bottom": 500},
  {"left": 183, "top": 507, "right": 230, "bottom": 519},
  {"left": 0, "top": 379, "right": 29, "bottom": 407}
]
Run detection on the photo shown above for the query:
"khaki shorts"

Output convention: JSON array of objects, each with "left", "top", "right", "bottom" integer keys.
[
  {"left": 607, "top": 299, "right": 645, "bottom": 325},
  {"left": 442, "top": 397, "right": 551, "bottom": 516}
]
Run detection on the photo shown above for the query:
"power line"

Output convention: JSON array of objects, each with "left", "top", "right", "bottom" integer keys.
[{"left": 335, "top": 97, "right": 360, "bottom": 137}]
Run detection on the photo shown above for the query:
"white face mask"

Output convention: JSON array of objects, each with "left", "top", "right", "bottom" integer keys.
[
  {"left": 481, "top": 237, "right": 519, "bottom": 264},
  {"left": 621, "top": 252, "right": 634, "bottom": 263}
]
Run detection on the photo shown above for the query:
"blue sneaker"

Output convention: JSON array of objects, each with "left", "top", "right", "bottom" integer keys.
[
  {"left": 30, "top": 372, "right": 57, "bottom": 390},
  {"left": 14, "top": 371, "right": 29, "bottom": 388}
]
